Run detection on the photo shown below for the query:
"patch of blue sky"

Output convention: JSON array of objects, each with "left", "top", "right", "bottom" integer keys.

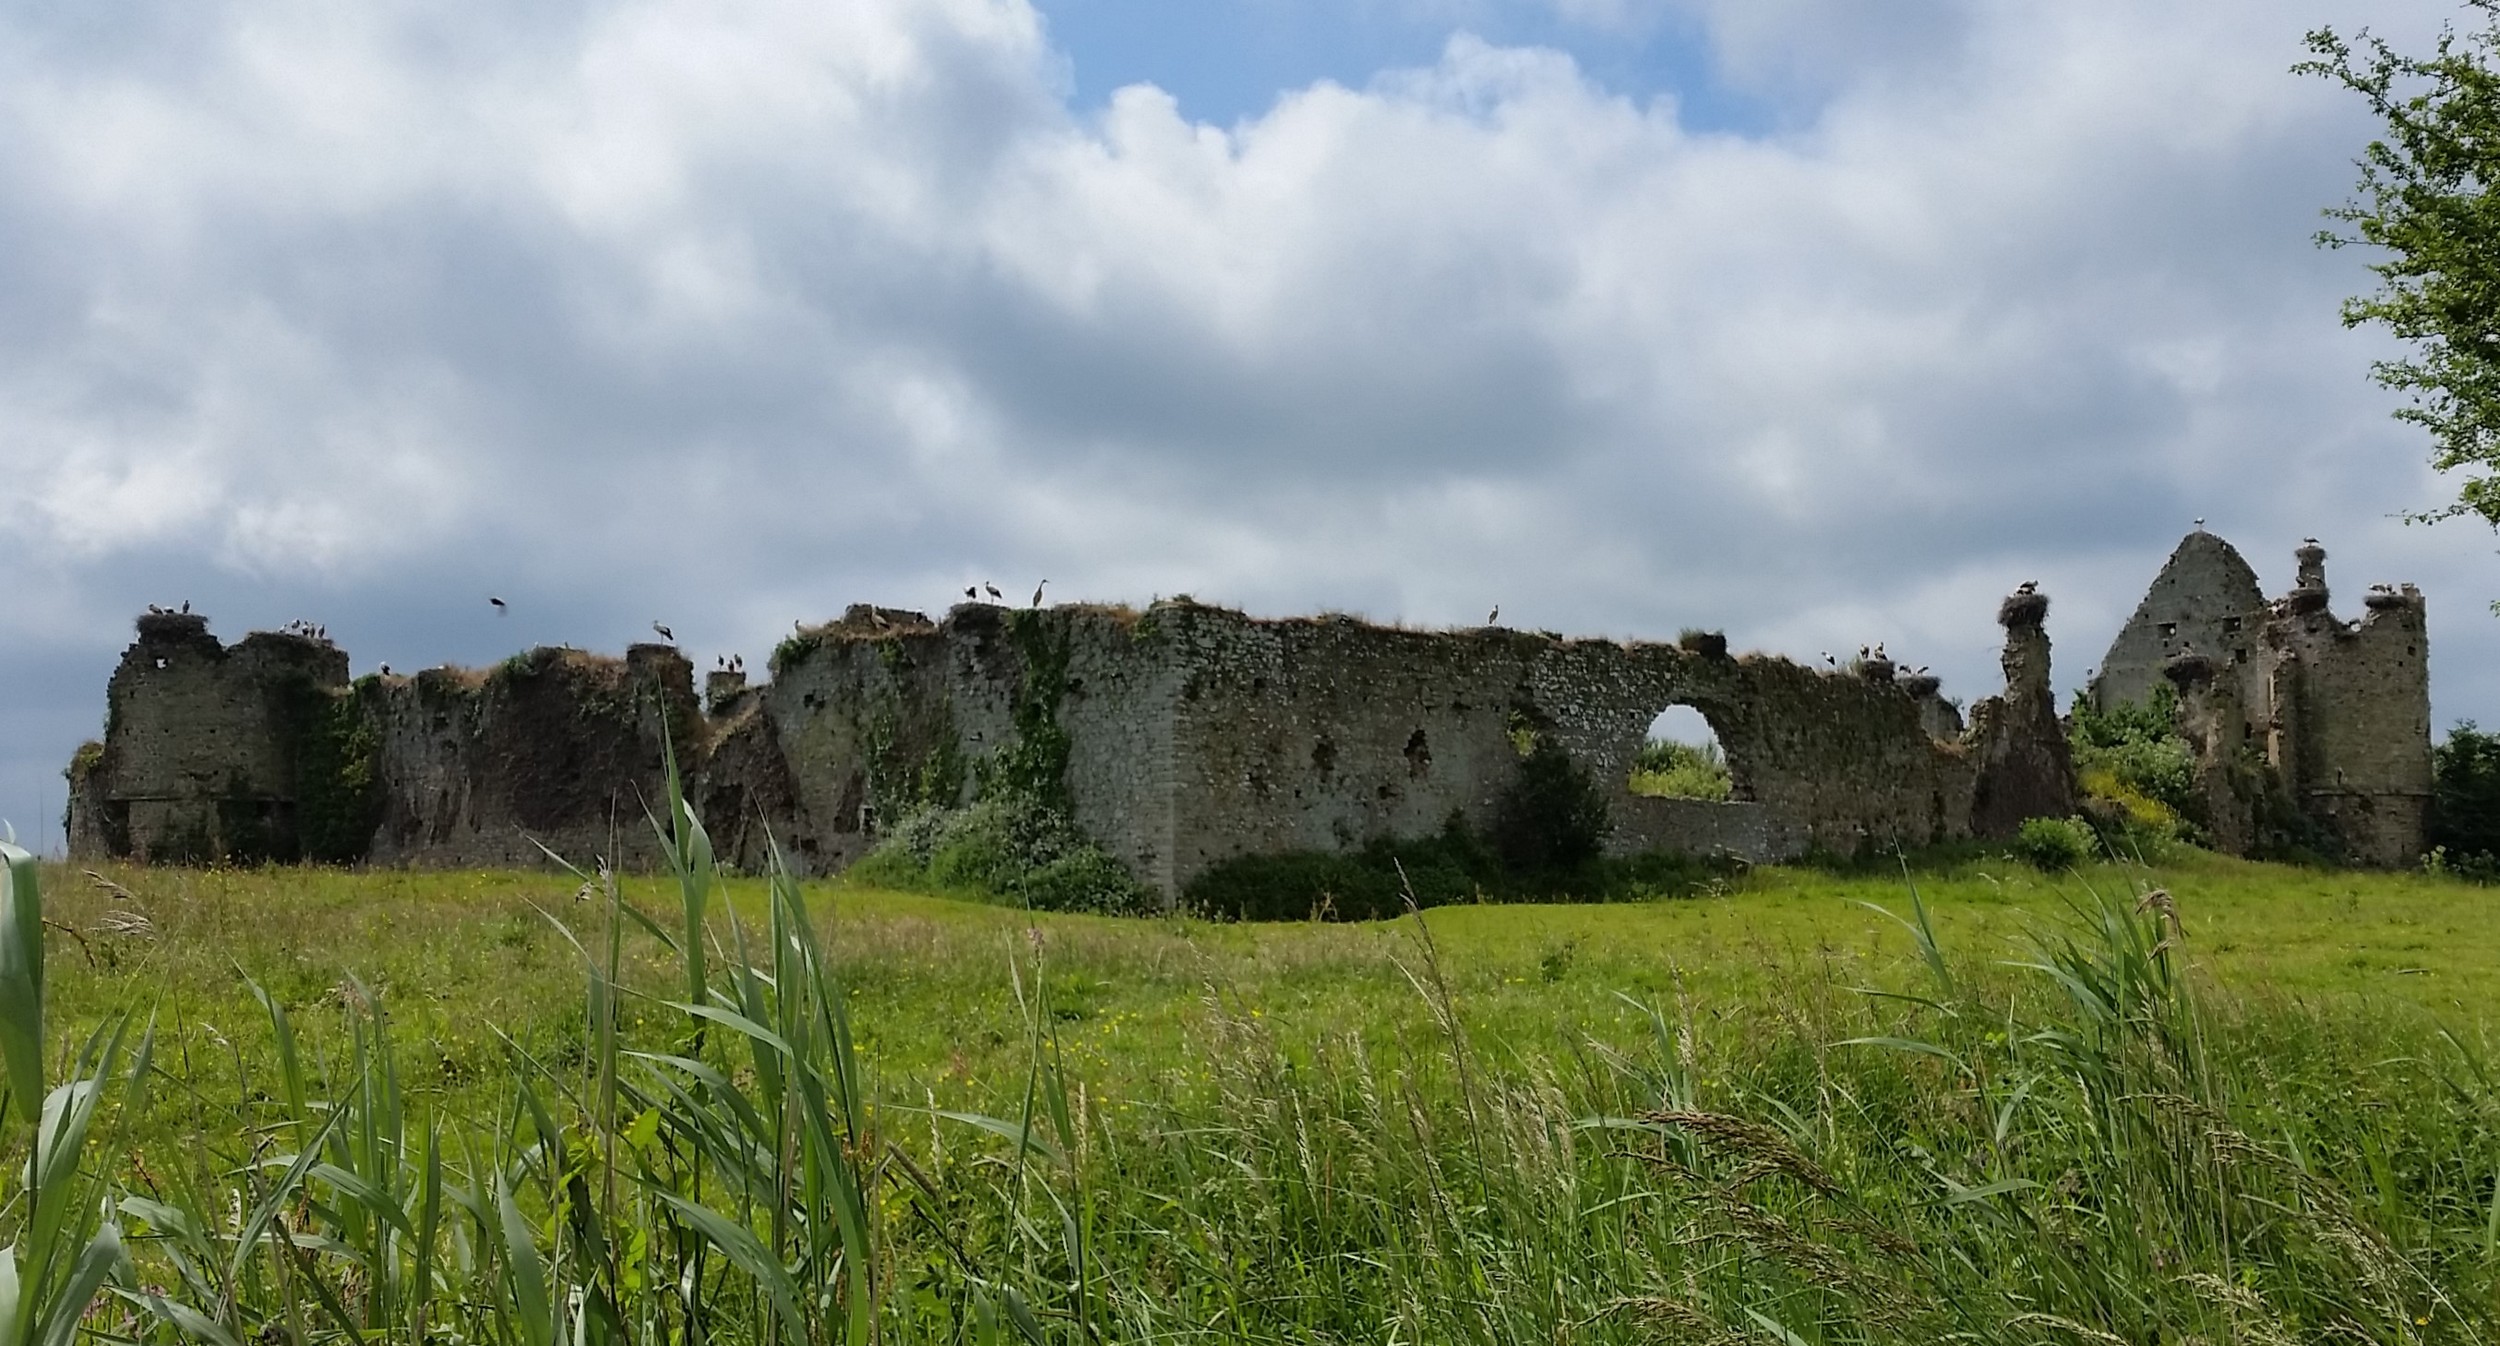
[{"left": 1030, "top": 0, "right": 1785, "bottom": 135}]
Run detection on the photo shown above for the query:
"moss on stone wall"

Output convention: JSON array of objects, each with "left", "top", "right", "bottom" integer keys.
[
  {"left": 857, "top": 609, "right": 1145, "bottom": 911},
  {"left": 271, "top": 674, "right": 382, "bottom": 864},
  {"left": 771, "top": 630, "right": 822, "bottom": 674},
  {"left": 864, "top": 703, "right": 968, "bottom": 817},
  {"left": 992, "top": 610, "right": 1075, "bottom": 809}
]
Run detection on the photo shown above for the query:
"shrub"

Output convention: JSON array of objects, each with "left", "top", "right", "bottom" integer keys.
[
  {"left": 1183, "top": 813, "right": 1738, "bottom": 920},
  {"left": 2014, "top": 815, "right": 2099, "bottom": 870},
  {"left": 1628, "top": 738, "right": 1732, "bottom": 801},
  {"left": 857, "top": 791, "right": 1151, "bottom": 914},
  {"left": 2070, "top": 687, "right": 2201, "bottom": 842},
  {"left": 2431, "top": 721, "right": 2500, "bottom": 876},
  {"left": 1019, "top": 847, "right": 1153, "bottom": 914},
  {"left": 1493, "top": 741, "right": 1611, "bottom": 874},
  {"left": 1184, "top": 816, "right": 1496, "bottom": 921},
  {"left": 1676, "top": 628, "right": 1729, "bottom": 659}
]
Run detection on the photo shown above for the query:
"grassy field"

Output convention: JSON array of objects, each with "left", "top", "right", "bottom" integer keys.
[
  {"left": 38, "top": 847, "right": 2500, "bottom": 1103},
  {"left": 13, "top": 840, "right": 2500, "bottom": 1342}
]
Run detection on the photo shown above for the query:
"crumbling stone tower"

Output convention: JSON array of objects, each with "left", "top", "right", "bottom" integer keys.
[
  {"left": 1967, "top": 588, "right": 2078, "bottom": 836},
  {"left": 2262, "top": 543, "right": 2432, "bottom": 865},
  {"left": 66, "top": 612, "right": 354, "bottom": 863},
  {"left": 2091, "top": 530, "right": 2432, "bottom": 865}
]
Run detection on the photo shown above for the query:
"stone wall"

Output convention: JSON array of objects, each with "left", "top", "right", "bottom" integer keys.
[
  {"left": 755, "top": 603, "right": 1186, "bottom": 885},
  {"left": 67, "top": 613, "right": 352, "bottom": 863},
  {"left": 359, "top": 644, "right": 700, "bottom": 871},
  {"left": 69, "top": 579, "right": 2085, "bottom": 895},
  {"left": 2265, "top": 578, "right": 2432, "bottom": 866},
  {"left": 1968, "top": 592, "right": 2078, "bottom": 837},
  {"left": 2091, "top": 532, "right": 2433, "bottom": 865},
  {"left": 2092, "top": 531, "right": 2268, "bottom": 714}
]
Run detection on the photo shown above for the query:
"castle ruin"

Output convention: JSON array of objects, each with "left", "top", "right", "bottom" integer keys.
[
  {"left": 64, "top": 531, "right": 2434, "bottom": 891},
  {"left": 2087, "top": 530, "right": 2432, "bottom": 865}
]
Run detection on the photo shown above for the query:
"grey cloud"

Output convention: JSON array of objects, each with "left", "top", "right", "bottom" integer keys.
[{"left": 0, "top": 0, "right": 2494, "bottom": 848}]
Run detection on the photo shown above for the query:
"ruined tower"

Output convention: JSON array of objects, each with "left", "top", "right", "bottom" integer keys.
[
  {"left": 2091, "top": 528, "right": 2267, "bottom": 714},
  {"left": 2091, "top": 532, "right": 2432, "bottom": 865},
  {"left": 1967, "top": 587, "right": 2078, "bottom": 837},
  {"left": 66, "top": 612, "right": 354, "bottom": 863}
]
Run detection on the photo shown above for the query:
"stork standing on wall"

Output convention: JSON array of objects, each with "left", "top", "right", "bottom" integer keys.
[
  {"left": 652, "top": 621, "right": 675, "bottom": 642},
  {"left": 1031, "top": 580, "right": 1048, "bottom": 608}
]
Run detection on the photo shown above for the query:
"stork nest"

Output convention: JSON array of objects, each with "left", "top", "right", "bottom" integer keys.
[
  {"left": 1677, "top": 629, "right": 1730, "bottom": 660},
  {"left": 2161, "top": 651, "right": 2217, "bottom": 686},
  {"left": 1998, "top": 591, "right": 2050, "bottom": 627}
]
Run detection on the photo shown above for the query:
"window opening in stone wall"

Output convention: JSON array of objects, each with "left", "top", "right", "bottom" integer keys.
[
  {"left": 2158, "top": 622, "right": 2178, "bottom": 641},
  {"left": 1629, "top": 705, "right": 1736, "bottom": 802}
]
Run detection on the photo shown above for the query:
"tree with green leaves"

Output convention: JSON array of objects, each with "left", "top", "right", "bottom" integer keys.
[{"left": 2303, "top": 4, "right": 2500, "bottom": 539}]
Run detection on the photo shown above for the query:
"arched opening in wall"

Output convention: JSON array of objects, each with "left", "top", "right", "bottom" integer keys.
[{"left": 1628, "top": 705, "right": 1743, "bottom": 802}]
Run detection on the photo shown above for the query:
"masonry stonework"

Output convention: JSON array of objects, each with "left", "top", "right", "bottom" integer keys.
[
  {"left": 73, "top": 538, "right": 2421, "bottom": 891},
  {"left": 2091, "top": 531, "right": 2432, "bottom": 866}
]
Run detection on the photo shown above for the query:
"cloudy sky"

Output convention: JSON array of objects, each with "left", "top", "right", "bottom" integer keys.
[{"left": 3, "top": 0, "right": 2492, "bottom": 852}]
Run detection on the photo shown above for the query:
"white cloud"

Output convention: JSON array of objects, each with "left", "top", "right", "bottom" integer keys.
[{"left": 0, "top": 0, "right": 2493, "bottom": 846}]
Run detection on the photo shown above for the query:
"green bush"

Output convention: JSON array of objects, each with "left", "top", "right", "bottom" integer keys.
[
  {"left": 2013, "top": 815, "right": 2099, "bottom": 870},
  {"left": 2070, "top": 688, "right": 2202, "bottom": 841},
  {"left": 1627, "top": 738, "right": 1732, "bottom": 801},
  {"left": 1493, "top": 741, "right": 1612, "bottom": 874},
  {"left": 859, "top": 792, "right": 1152, "bottom": 914},
  {"left": 2431, "top": 721, "right": 2500, "bottom": 876},
  {"left": 1019, "top": 847, "right": 1152, "bottom": 913},
  {"left": 1183, "top": 812, "right": 1738, "bottom": 921},
  {"left": 1184, "top": 817, "right": 1499, "bottom": 920}
]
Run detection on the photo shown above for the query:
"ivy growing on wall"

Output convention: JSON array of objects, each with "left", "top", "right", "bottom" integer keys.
[
  {"left": 989, "top": 610, "right": 1075, "bottom": 809},
  {"left": 272, "top": 675, "right": 383, "bottom": 864},
  {"left": 856, "top": 610, "right": 1148, "bottom": 913}
]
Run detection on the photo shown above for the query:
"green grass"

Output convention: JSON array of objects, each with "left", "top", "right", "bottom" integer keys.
[
  {"left": 16, "top": 835, "right": 2500, "bottom": 1341},
  {"left": 39, "top": 847, "right": 2500, "bottom": 1098},
  {"left": 1626, "top": 738, "right": 1733, "bottom": 801}
]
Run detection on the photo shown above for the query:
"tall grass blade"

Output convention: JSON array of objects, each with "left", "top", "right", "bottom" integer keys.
[
  {"left": 650, "top": 727, "right": 713, "bottom": 1011},
  {"left": 36, "top": 1217, "right": 125, "bottom": 1346},
  {"left": 495, "top": 1167, "right": 559, "bottom": 1346},
  {"left": 652, "top": 1192, "right": 807, "bottom": 1338},
  {"left": 0, "top": 840, "right": 43, "bottom": 1126},
  {"left": 244, "top": 977, "right": 309, "bottom": 1129}
]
